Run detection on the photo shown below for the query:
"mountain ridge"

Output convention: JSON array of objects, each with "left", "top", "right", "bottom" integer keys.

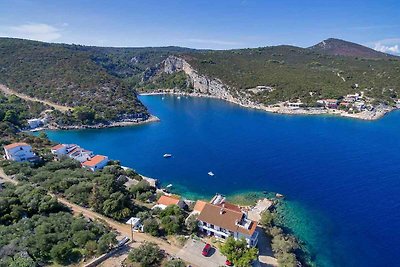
[{"left": 308, "top": 38, "right": 396, "bottom": 58}]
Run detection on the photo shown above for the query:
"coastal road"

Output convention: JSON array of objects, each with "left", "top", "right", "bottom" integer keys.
[{"left": 0, "top": 84, "right": 72, "bottom": 112}]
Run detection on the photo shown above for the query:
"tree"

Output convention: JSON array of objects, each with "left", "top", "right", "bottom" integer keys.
[
  {"left": 88, "top": 183, "right": 103, "bottom": 212},
  {"left": 128, "top": 242, "right": 164, "bottom": 267},
  {"left": 3, "top": 110, "right": 18, "bottom": 124},
  {"left": 84, "top": 240, "right": 98, "bottom": 257},
  {"left": 164, "top": 259, "right": 186, "bottom": 267},
  {"left": 50, "top": 242, "right": 77, "bottom": 265},
  {"left": 185, "top": 214, "right": 198, "bottom": 233},
  {"left": 277, "top": 252, "right": 297, "bottom": 267},
  {"left": 8, "top": 254, "right": 36, "bottom": 267},
  {"left": 220, "top": 237, "right": 258, "bottom": 267},
  {"left": 143, "top": 218, "right": 160, "bottom": 236},
  {"left": 260, "top": 210, "right": 274, "bottom": 228},
  {"left": 73, "top": 106, "right": 96, "bottom": 124}
]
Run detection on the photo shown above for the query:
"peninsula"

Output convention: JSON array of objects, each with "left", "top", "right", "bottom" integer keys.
[{"left": 1, "top": 37, "right": 399, "bottom": 131}]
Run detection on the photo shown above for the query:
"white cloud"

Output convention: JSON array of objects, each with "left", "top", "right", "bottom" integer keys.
[
  {"left": 372, "top": 38, "right": 400, "bottom": 55},
  {"left": 0, "top": 23, "right": 62, "bottom": 42},
  {"left": 374, "top": 43, "right": 399, "bottom": 54}
]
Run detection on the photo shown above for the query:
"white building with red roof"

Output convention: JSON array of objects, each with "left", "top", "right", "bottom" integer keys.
[
  {"left": 51, "top": 144, "right": 93, "bottom": 162},
  {"left": 82, "top": 155, "right": 109, "bottom": 171},
  {"left": 197, "top": 194, "right": 259, "bottom": 247},
  {"left": 153, "top": 195, "right": 185, "bottom": 210},
  {"left": 3, "top": 143, "right": 37, "bottom": 162}
]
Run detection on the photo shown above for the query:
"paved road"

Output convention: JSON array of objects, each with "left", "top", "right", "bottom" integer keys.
[
  {"left": 0, "top": 84, "right": 71, "bottom": 112},
  {"left": 177, "top": 239, "right": 226, "bottom": 267}
]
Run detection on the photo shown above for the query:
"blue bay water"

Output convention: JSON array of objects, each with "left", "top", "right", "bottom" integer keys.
[{"left": 45, "top": 95, "right": 400, "bottom": 267}]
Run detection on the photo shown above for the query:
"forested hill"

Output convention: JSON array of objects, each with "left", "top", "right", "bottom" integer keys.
[
  {"left": 182, "top": 41, "right": 400, "bottom": 105},
  {"left": 1, "top": 37, "right": 399, "bottom": 118},
  {"left": 0, "top": 38, "right": 151, "bottom": 124}
]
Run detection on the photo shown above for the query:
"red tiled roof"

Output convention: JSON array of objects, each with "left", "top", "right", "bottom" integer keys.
[
  {"left": 198, "top": 203, "right": 257, "bottom": 236},
  {"left": 157, "top": 195, "right": 181, "bottom": 206},
  {"left": 4, "top": 142, "right": 30, "bottom": 150},
  {"left": 216, "top": 202, "right": 242, "bottom": 212},
  {"left": 82, "top": 155, "right": 108, "bottom": 167},
  {"left": 51, "top": 144, "right": 65, "bottom": 150},
  {"left": 194, "top": 200, "right": 207, "bottom": 213}
]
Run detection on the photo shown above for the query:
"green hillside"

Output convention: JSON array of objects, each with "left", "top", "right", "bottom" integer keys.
[
  {"left": 183, "top": 45, "right": 400, "bottom": 105},
  {"left": 0, "top": 38, "right": 148, "bottom": 123},
  {"left": 0, "top": 37, "right": 399, "bottom": 119}
]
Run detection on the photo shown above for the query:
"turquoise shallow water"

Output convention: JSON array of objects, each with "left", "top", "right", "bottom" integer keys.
[{"left": 44, "top": 95, "right": 400, "bottom": 267}]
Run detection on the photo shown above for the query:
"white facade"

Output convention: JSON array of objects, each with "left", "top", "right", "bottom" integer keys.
[
  {"left": 82, "top": 155, "right": 109, "bottom": 171},
  {"left": 198, "top": 219, "right": 259, "bottom": 247},
  {"left": 4, "top": 143, "right": 36, "bottom": 162},
  {"left": 27, "top": 119, "right": 43, "bottom": 129}
]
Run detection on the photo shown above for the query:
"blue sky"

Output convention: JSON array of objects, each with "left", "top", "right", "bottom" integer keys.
[{"left": 0, "top": 0, "right": 399, "bottom": 54}]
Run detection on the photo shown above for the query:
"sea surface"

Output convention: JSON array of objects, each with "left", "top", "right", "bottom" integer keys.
[{"left": 44, "top": 95, "right": 400, "bottom": 267}]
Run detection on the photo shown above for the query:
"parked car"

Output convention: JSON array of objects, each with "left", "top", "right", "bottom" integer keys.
[
  {"left": 202, "top": 243, "right": 211, "bottom": 256},
  {"left": 225, "top": 259, "right": 233, "bottom": 266}
]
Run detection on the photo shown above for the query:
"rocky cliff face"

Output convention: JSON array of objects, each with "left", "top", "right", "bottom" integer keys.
[{"left": 157, "top": 56, "right": 237, "bottom": 101}]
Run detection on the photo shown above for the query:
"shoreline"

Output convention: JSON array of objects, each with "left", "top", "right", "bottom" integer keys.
[
  {"left": 139, "top": 91, "right": 395, "bottom": 121},
  {"left": 31, "top": 115, "right": 160, "bottom": 132}
]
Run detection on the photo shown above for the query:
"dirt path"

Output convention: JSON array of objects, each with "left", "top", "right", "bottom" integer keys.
[
  {"left": 0, "top": 167, "right": 197, "bottom": 266},
  {"left": 0, "top": 84, "right": 72, "bottom": 112},
  {"left": 0, "top": 168, "right": 17, "bottom": 185}
]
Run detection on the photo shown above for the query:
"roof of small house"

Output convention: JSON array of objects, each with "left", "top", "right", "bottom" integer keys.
[
  {"left": 157, "top": 195, "right": 181, "bottom": 206},
  {"left": 51, "top": 144, "right": 65, "bottom": 150},
  {"left": 82, "top": 155, "right": 108, "bottom": 167},
  {"left": 4, "top": 142, "right": 30, "bottom": 150},
  {"left": 193, "top": 200, "right": 207, "bottom": 213},
  {"left": 216, "top": 201, "right": 242, "bottom": 212},
  {"left": 197, "top": 203, "right": 257, "bottom": 236}
]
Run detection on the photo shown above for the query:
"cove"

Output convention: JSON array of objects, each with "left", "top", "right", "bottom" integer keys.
[{"left": 44, "top": 95, "right": 400, "bottom": 267}]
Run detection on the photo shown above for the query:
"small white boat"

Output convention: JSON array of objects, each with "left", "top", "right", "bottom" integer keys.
[
  {"left": 162, "top": 97, "right": 165, "bottom": 100},
  {"left": 163, "top": 153, "right": 172, "bottom": 158},
  {"left": 166, "top": 184, "right": 173, "bottom": 188},
  {"left": 177, "top": 96, "right": 181, "bottom": 99},
  {"left": 208, "top": 171, "right": 215, "bottom": 176}
]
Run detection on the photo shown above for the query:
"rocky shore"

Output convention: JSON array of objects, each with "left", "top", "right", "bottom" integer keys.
[
  {"left": 140, "top": 90, "right": 394, "bottom": 121},
  {"left": 43, "top": 115, "right": 160, "bottom": 131},
  {"left": 140, "top": 55, "right": 396, "bottom": 121}
]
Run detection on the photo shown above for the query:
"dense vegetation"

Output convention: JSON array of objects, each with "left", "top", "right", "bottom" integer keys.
[
  {"left": 1, "top": 159, "right": 143, "bottom": 221},
  {"left": 219, "top": 237, "right": 258, "bottom": 267},
  {"left": 125, "top": 241, "right": 186, "bottom": 267},
  {"left": 0, "top": 91, "right": 51, "bottom": 147},
  {"left": 260, "top": 208, "right": 312, "bottom": 267},
  {"left": 184, "top": 44, "right": 400, "bottom": 105},
  {"left": 1, "top": 37, "right": 398, "bottom": 120},
  {"left": 0, "top": 183, "right": 117, "bottom": 266},
  {"left": 0, "top": 38, "right": 148, "bottom": 123}
]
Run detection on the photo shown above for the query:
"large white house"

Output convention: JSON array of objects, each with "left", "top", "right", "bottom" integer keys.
[
  {"left": 82, "top": 155, "right": 109, "bottom": 171},
  {"left": 51, "top": 144, "right": 93, "bottom": 163},
  {"left": 3, "top": 143, "right": 37, "bottom": 162},
  {"left": 197, "top": 195, "right": 259, "bottom": 247}
]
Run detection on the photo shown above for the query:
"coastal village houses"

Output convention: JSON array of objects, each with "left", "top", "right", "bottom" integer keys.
[
  {"left": 81, "top": 155, "right": 109, "bottom": 171},
  {"left": 153, "top": 195, "right": 185, "bottom": 210},
  {"left": 51, "top": 143, "right": 108, "bottom": 171},
  {"left": 3, "top": 143, "right": 39, "bottom": 162},
  {"left": 196, "top": 194, "right": 259, "bottom": 247}
]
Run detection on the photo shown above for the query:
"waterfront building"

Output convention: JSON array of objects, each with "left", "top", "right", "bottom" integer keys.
[
  {"left": 82, "top": 155, "right": 109, "bottom": 171},
  {"left": 3, "top": 143, "right": 38, "bottom": 162},
  {"left": 153, "top": 195, "right": 185, "bottom": 210},
  {"left": 197, "top": 201, "right": 259, "bottom": 247}
]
